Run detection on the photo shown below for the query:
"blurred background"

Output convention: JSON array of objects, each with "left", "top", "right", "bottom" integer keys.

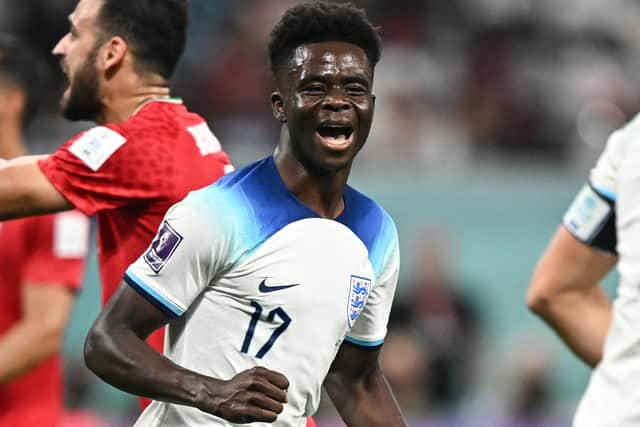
[{"left": 0, "top": 0, "right": 631, "bottom": 425}]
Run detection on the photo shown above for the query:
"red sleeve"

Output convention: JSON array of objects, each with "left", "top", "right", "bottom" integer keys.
[
  {"left": 37, "top": 125, "right": 167, "bottom": 216},
  {"left": 20, "top": 211, "right": 89, "bottom": 292}
]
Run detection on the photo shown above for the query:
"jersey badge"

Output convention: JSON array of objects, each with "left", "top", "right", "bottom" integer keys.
[
  {"left": 563, "top": 184, "right": 613, "bottom": 242},
  {"left": 143, "top": 221, "right": 184, "bottom": 273},
  {"left": 69, "top": 126, "right": 127, "bottom": 171},
  {"left": 347, "top": 275, "right": 372, "bottom": 328}
]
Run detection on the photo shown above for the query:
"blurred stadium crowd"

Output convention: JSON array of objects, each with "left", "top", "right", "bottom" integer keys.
[{"left": 0, "top": 0, "right": 637, "bottom": 425}]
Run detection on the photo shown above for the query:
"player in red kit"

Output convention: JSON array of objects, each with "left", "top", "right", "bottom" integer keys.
[
  {"left": 0, "top": 213, "right": 89, "bottom": 427},
  {"left": 0, "top": 0, "right": 231, "bottom": 409},
  {"left": 0, "top": 35, "right": 90, "bottom": 427}
]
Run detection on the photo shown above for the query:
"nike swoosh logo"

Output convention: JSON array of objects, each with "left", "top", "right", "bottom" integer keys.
[{"left": 259, "top": 279, "right": 301, "bottom": 293}]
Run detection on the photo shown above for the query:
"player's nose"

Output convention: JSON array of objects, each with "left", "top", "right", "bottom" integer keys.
[
  {"left": 322, "top": 90, "right": 350, "bottom": 111},
  {"left": 52, "top": 34, "right": 69, "bottom": 56}
]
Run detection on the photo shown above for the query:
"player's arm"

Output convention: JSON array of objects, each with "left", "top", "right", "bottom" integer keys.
[
  {"left": 324, "top": 214, "right": 405, "bottom": 426},
  {"left": 85, "top": 280, "right": 289, "bottom": 423},
  {"left": 528, "top": 226, "right": 616, "bottom": 367},
  {"left": 0, "top": 156, "right": 72, "bottom": 220},
  {"left": 0, "top": 212, "right": 88, "bottom": 383},
  {"left": 529, "top": 120, "right": 624, "bottom": 368},
  {"left": 324, "top": 341, "right": 407, "bottom": 427},
  {"left": 0, "top": 283, "right": 74, "bottom": 383}
]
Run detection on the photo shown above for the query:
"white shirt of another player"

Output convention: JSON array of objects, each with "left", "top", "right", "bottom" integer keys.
[{"left": 563, "top": 115, "right": 640, "bottom": 427}]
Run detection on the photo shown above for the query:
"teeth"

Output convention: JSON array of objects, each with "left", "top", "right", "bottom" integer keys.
[{"left": 323, "top": 134, "right": 350, "bottom": 146}]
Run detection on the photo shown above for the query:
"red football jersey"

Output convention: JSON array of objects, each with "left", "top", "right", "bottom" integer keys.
[
  {"left": 38, "top": 100, "right": 232, "bottom": 407},
  {"left": 0, "top": 211, "right": 88, "bottom": 427},
  {"left": 39, "top": 99, "right": 232, "bottom": 304}
]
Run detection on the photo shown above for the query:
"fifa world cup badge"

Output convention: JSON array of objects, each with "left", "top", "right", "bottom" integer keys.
[{"left": 143, "top": 221, "right": 184, "bottom": 273}]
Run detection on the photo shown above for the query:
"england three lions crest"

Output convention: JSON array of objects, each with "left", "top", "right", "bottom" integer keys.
[{"left": 347, "top": 275, "right": 372, "bottom": 328}]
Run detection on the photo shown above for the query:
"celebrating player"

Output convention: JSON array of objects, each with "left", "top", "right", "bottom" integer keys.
[
  {"left": 0, "top": 0, "right": 232, "bottom": 407},
  {"left": 527, "top": 115, "right": 640, "bottom": 423},
  {"left": 84, "top": 2, "right": 407, "bottom": 426},
  {"left": 0, "top": 35, "right": 90, "bottom": 427}
]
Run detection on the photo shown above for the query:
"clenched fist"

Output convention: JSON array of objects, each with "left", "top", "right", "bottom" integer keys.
[{"left": 197, "top": 366, "right": 289, "bottom": 424}]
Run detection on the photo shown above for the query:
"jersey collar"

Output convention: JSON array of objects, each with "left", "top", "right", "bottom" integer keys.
[{"left": 132, "top": 96, "right": 183, "bottom": 117}]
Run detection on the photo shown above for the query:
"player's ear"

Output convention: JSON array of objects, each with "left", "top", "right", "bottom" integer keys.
[
  {"left": 100, "top": 36, "right": 128, "bottom": 76},
  {"left": 271, "top": 92, "right": 287, "bottom": 123}
]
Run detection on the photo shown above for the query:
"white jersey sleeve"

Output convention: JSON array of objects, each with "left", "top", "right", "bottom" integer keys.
[
  {"left": 125, "top": 195, "right": 231, "bottom": 318},
  {"left": 563, "top": 124, "right": 631, "bottom": 253},
  {"left": 345, "top": 218, "right": 400, "bottom": 347},
  {"left": 589, "top": 126, "right": 628, "bottom": 197}
]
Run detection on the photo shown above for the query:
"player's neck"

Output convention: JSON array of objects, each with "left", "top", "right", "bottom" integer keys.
[
  {"left": 275, "top": 151, "right": 349, "bottom": 219},
  {"left": 97, "top": 72, "right": 171, "bottom": 124},
  {"left": 97, "top": 88, "right": 171, "bottom": 124}
]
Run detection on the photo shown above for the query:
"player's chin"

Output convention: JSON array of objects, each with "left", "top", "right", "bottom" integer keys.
[{"left": 313, "top": 152, "right": 356, "bottom": 173}]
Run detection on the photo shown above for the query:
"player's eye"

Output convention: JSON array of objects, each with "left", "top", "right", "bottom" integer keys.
[
  {"left": 345, "top": 85, "right": 367, "bottom": 96},
  {"left": 301, "top": 84, "right": 326, "bottom": 95}
]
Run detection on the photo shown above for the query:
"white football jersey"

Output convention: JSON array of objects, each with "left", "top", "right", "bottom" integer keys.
[
  {"left": 563, "top": 114, "right": 640, "bottom": 427},
  {"left": 125, "top": 156, "right": 400, "bottom": 427}
]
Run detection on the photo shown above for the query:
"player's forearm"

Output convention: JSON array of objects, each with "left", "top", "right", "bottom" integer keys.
[
  {"left": 324, "top": 367, "right": 407, "bottom": 427},
  {"left": 0, "top": 320, "right": 64, "bottom": 383},
  {"left": 84, "top": 326, "right": 220, "bottom": 409},
  {"left": 0, "top": 156, "right": 71, "bottom": 220},
  {"left": 529, "top": 285, "right": 611, "bottom": 367}
]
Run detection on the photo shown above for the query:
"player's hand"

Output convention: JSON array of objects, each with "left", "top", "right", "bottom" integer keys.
[{"left": 200, "top": 366, "right": 289, "bottom": 423}]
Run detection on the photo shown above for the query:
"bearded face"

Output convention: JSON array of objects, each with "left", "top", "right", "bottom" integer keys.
[{"left": 61, "top": 44, "right": 103, "bottom": 122}]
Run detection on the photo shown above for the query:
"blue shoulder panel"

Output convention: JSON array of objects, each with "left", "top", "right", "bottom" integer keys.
[
  {"left": 185, "top": 156, "right": 320, "bottom": 259},
  {"left": 337, "top": 186, "right": 398, "bottom": 278}
]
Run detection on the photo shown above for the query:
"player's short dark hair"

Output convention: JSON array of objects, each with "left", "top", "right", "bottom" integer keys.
[
  {"left": 97, "top": 0, "right": 189, "bottom": 80},
  {"left": 268, "top": 1, "right": 382, "bottom": 77},
  {"left": 0, "top": 34, "right": 47, "bottom": 127}
]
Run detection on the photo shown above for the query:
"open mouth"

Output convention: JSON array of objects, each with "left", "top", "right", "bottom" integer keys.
[{"left": 316, "top": 124, "right": 354, "bottom": 147}]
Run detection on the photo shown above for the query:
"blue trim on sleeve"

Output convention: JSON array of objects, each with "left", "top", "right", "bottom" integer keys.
[
  {"left": 124, "top": 271, "right": 184, "bottom": 319},
  {"left": 344, "top": 336, "right": 384, "bottom": 348}
]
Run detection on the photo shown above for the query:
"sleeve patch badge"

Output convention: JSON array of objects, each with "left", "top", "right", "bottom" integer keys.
[
  {"left": 563, "top": 185, "right": 612, "bottom": 242},
  {"left": 69, "top": 126, "right": 127, "bottom": 171},
  {"left": 347, "top": 275, "right": 372, "bottom": 328},
  {"left": 143, "top": 221, "right": 184, "bottom": 273}
]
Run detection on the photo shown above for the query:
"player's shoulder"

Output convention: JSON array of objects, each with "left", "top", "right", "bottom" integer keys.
[
  {"left": 179, "top": 158, "right": 271, "bottom": 224},
  {"left": 605, "top": 112, "right": 640, "bottom": 153},
  {"left": 110, "top": 98, "right": 198, "bottom": 140},
  {"left": 188, "top": 156, "right": 269, "bottom": 202},
  {"left": 343, "top": 185, "right": 398, "bottom": 236},
  {"left": 56, "top": 101, "right": 190, "bottom": 167},
  {"left": 591, "top": 113, "right": 640, "bottom": 181},
  {"left": 340, "top": 186, "right": 399, "bottom": 274}
]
